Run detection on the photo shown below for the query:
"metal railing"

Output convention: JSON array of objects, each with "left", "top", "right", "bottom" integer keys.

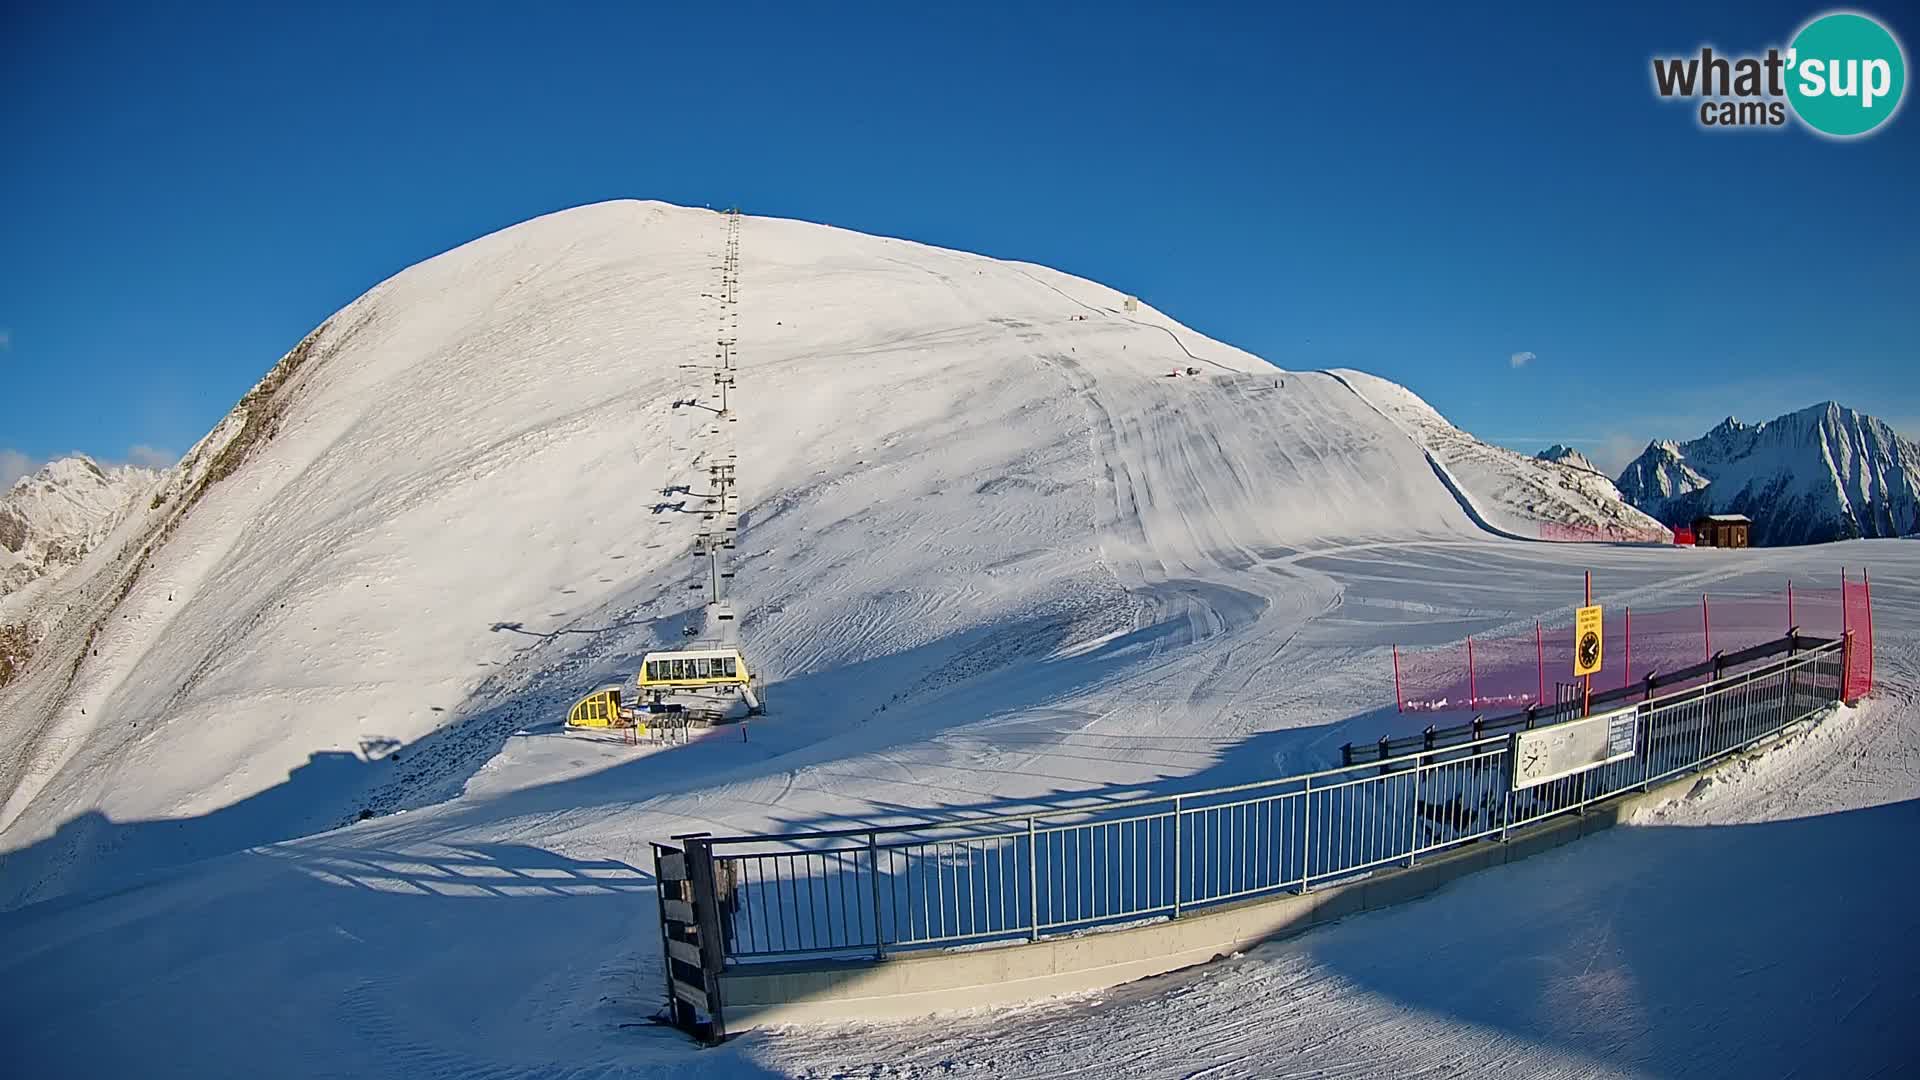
[
  {"left": 1353, "top": 630, "right": 1832, "bottom": 764},
  {"left": 673, "top": 636, "right": 1848, "bottom": 965}
]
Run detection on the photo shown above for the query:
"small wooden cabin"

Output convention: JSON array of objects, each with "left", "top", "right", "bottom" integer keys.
[{"left": 1692, "top": 514, "right": 1752, "bottom": 549}]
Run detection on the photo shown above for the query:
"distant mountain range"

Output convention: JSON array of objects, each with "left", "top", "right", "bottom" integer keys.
[
  {"left": 1614, "top": 402, "right": 1920, "bottom": 546},
  {"left": 1535, "top": 444, "right": 1604, "bottom": 477},
  {"left": 1, "top": 456, "right": 161, "bottom": 603}
]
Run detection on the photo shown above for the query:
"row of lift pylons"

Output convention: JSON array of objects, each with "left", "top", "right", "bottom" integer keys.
[{"left": 567, "top": 207, "right": 763, "bottom": 743}]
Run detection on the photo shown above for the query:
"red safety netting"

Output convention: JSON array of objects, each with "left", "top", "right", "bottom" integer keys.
[
  {"left": 1393, "top": 575, "right": 1868, "bottom": 715},
  {"left": 1844, "top": 570, "right": 1874, "bottom": 701}
]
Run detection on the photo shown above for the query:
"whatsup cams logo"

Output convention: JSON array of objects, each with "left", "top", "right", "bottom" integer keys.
[{"left": 1652, "top": 10, "right": 1906, "bottom": 137}]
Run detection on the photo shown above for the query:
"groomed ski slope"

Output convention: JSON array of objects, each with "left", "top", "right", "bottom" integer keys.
[
  {"left": 0, "top": 201, "right": 1912, "bottom": 1077},
  {"left": 2, "top": 542, "right": 1914, "bottom": 1080},
  {"left": 3, "top": 200, "right": 1518, "bottom": 907}
]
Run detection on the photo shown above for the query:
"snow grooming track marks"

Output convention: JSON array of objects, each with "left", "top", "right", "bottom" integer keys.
[
  {"left": 1324, "top": 368, "right": 1533, "bottom": 543},
  {"left": 1332, "top": 367, "right": 1670, "bottom": 544},
  {"left": 6, "top": 201, "right": 1913, "bottom": 1078}
]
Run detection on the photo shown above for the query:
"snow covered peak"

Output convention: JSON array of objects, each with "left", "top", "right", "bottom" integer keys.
[
  {"left": 0, "top": 199, "right": 1674, "bottom": 907},
  {"left": 1535, "top": 444, "right": 1602, "bottom": 476},
  {"left": 0, "top": 454, "right": 161, "bottom": 602},
  {"left": 1617, "top": 402, "right": 1920, "bottom": 544},
  {"left": 1332, "top": 370, "right": 1667, "bottom": 541}
]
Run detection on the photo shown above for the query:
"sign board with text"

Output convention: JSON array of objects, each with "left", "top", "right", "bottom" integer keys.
[
  {"left": 1574, "top": 604, "right": 1604, "bottom": 677},
  {"left": 1510, "top": 705, "right": 1639, "bottom": 790}
]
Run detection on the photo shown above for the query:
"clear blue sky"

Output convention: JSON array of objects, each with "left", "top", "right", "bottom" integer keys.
[{"left": 3, "top": 1, "right": 1915, "bottom": 484}]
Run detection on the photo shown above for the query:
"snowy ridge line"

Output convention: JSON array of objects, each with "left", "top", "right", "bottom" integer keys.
[
  {"left": 677, "top": 641, "right": 1847, "bottom": 991},
  {"left": 1321, "top": 369, "right": 1532, "bottom": 543}
]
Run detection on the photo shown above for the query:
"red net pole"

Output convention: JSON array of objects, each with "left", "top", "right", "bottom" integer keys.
[
  {"left": 1865, "top": 568, "right": 1875, "bottom": 696},
  {"left": 1624, "top": 605, "right": 1633, "bottom": 691},
  {"left": 1842, "top": 568, "right": 1852, "bottom": 699},
  {"left": 1467, "top": 637, "right": 1477, "bottom": 710},
  {"left": 1536, "top": 621, "right": 1545, "bottom": 707},
  {"left": 1393, "top": 645, "right": 1404, "bottom": 713},
  {"left": 1583, "top": 571, "right": 1593, "bottom": 715},
  {"left": 1702, "top": 594, "right": 1713, "bottom": 664}
]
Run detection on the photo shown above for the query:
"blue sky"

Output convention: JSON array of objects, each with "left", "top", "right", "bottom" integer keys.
[{"left": 2, "top": 1, "right": 1915, "bottom": 486}]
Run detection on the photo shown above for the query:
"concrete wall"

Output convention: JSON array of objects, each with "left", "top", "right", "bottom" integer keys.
[{"left": 717, "top": 756, "right": 1748, "bottom": 1028}]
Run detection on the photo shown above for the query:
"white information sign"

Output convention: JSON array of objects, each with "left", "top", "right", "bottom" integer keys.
[{"left": 1510, "top": 705, "right": 1640, "bottom": 791}]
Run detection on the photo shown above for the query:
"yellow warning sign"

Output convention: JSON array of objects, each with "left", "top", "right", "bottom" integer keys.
[{"left": 1574, "top": 604, "right": 1604, "bottom": 677}]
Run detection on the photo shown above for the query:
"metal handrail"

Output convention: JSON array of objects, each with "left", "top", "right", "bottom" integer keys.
[
  {"left": 1350, "top": 631, "right": 1833, "bottom": 763},
  {"left": 675, "top": 638, "right": 1847, "bottom": 966},
  {"left": 706, "top": 636, "right": 1842, "bottom": 848}
]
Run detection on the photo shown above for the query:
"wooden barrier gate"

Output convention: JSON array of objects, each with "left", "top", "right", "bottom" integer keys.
[{"left": 652, "top": 836, "right": 727, "bottom": 1043}]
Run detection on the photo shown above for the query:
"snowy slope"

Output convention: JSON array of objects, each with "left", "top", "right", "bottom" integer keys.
[
  {"left": 1618, "top": 404, "right": 1920, "bottom": 545},
  {"left": 1, "top": 539, "right": 1911, "bottom": 1080},
  {"left": 0, "top": 199, "right": 1913, "bottom": 1077},
  {"left": 1333, "top": 370, "right": 1669, "bottom": 542},
  {"left": 0, "top": 200, "right": 1511, "bottom": 907},
  {"left": 0, "top": 456, "right": 159, "bottom": 608}
]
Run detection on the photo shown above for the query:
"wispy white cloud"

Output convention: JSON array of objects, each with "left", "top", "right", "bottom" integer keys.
[
  {"left": 125, "top": 444, "right": 177, "bottom": 469},
  {"left": 1509, "top": 350, "right": 1536, "bottom": 369},
  {"left": 0, "top": 329, "right": 11, "bottom": 352},
  {"left": 1591, "top": 433, "right": 1652, "bottom": 476},
  {"left": 1, "top": 449, "right": 34, "bottom": 489}
]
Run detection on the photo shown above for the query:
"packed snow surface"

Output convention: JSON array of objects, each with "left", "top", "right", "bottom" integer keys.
[{"left": 0, "top": 201, "right": 1912, "bottom": 1078}]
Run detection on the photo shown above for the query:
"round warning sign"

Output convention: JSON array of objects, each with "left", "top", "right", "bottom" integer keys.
[{"left": 1574, "top": 604, "right": 1604, "bottom": 677}]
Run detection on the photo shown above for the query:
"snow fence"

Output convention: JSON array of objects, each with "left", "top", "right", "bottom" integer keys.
[
  {"left": 1392, "top": 571, "right": 1874, "bottom": 715},
  {"left": 653, "top": 638, "right": 1849, "bottom": 1035}
]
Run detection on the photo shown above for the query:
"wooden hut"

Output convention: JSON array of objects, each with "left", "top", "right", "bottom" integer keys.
[{"left": 1692, "top": 513, "right": 1752, "bottom": 548}]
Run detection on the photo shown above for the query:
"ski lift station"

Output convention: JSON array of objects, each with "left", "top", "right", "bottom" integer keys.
[
  {"left": 564, "top": 683, "right": 631, "bottom": 729},
  {"left": 637, "top": 646, "right": 762, "bottom": 715}
]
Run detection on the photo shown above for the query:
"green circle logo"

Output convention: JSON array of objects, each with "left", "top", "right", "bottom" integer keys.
[{"left": 1787, "top": 12, "right": 1907, "bottom": 137}]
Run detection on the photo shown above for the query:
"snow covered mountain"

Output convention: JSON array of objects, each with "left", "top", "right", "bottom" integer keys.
[
  {"left": 1536, "top": 444, "right": 1602, "bottom": 476},
  {"left": 1333, "top": 371, "right": 1669, "bottom": 542},
  {"left": 0, "top": 456, "right": 160, "bottom": 607},
  {"left": 1617, "top": 403, "right": 1920, "bottom": 545},
  {"left": 1, "top": 199, "right": 1914, "bottom": 1079},
  {"left": 0, "top": 200, "right": 1675, "bottom": 910}
]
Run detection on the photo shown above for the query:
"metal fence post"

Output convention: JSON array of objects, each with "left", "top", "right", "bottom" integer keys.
[
  {"left": 1171, "top": 796, "right": 1184, "bottom": 918},
  {"left": 1297, "top": 780, "right": 1312, "bottom": 894},
  {"left": 1499, "top": 741, "right": 1513, "bottom": 841},
  {"left": 1640, "top": 705, "right": 1654, "bottom": 791},
  {"left": 1026, "top": 817, "right": 1039, "bottom": 941},
  {"left": 1406, "top": 754, "right": 1421, "bottom": 867},
  {"left": 866, "top": 831, "right": 885, "bottom": 959},
  {"left": 680, "top": 835, "right": 728, "bottom": 1041}
]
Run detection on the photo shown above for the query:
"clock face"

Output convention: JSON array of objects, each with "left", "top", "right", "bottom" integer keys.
[{"left": 1579, "top": 631, "right": 1601, "bottom": 670}]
